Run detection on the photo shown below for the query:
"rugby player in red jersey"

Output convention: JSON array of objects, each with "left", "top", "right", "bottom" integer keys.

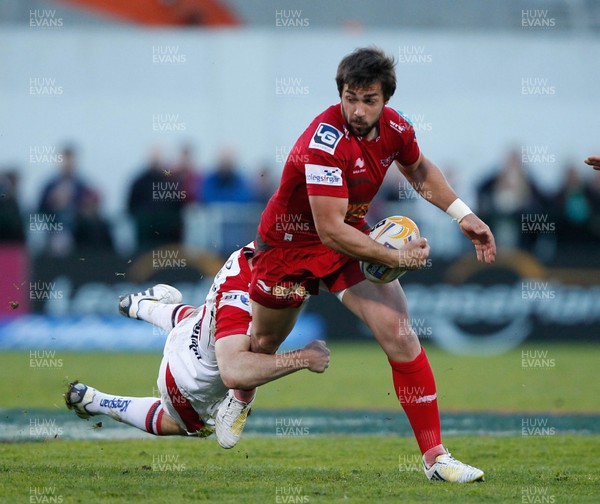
[{"left": 235, "top": 47, "right": 496, "bottom": 483}]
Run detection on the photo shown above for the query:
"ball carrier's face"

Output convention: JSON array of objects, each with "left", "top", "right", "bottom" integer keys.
[{"left": 340, "top": 82, "right": 387, "bottom": 141}]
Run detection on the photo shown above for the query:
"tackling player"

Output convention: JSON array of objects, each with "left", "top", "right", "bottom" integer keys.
[
  {"left": 241, "top": 47, "right": 496, "bottom": 483},
  {"left": 64, "top": 243, "right": 330, "bottom": 448}
]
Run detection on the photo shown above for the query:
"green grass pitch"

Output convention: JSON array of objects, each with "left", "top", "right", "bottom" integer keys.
[
  {"left": 2, "top": 436, "right": 599, "bottom": 503},
  {"left": 2, "top": 342, "right": 597, "bottom": 411},
  {"left": 1, "top": 342, "right": 599, "bottom": 502}
]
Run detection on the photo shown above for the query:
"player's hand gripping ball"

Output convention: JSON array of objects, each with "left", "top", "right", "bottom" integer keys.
[{"left": 360, "top": 216, "right": 420, "bottom": 283}]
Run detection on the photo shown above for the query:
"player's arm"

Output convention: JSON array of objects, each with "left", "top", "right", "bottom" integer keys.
[
  {"left": 396, "top": 154, "right": 458, "bottom": 211},
  {"left": 397, "top": 154, "right": 496, "bottom": 263},
  {"left": 309, "top": 194, "right": 429, "bottom": 269},
  {"left": 585, "top": 156, "right": 600, "bottom": 170},
  {"left": 215, "top": 335, "right": 330, "bottom": 390}
]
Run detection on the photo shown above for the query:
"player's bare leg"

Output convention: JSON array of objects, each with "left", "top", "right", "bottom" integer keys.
[
  {"left": 64, "top": 381, "right": 187, "bottom": 436},
  {"left": 249, "top": 302, "right": 303, "bottom": 354},
  {"left": 341, "top": 280, "right": 420, "bottom": 360},
  {"left": 341, "top": 280, "right": 484, "bottom": 482}
]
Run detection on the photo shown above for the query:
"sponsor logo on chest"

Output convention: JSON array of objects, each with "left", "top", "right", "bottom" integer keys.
[{"left": 352, "top": 157, "right": 366, "bottom": 174}]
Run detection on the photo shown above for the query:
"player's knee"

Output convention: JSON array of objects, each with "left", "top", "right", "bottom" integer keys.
[
  {"left": 372, "top": 315, "right": 416, "bottom": 347},
  {"left": 396, "top": 317, "right": 417, "bottom": 344}
]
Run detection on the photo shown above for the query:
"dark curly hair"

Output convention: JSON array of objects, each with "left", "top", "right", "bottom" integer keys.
[{"left": 336, "top": 47, "right": 396, "bottom": 101}]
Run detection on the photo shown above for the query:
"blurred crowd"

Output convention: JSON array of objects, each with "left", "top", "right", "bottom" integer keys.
[
  {"left": 1, "top": 144, "right": 600, "bottom": 263},
  {"left": 476, "top": 150, "right": 600, "bottom": 256},
  {"left": 0, "top": 143, "right": 275, "bottom": 256}
]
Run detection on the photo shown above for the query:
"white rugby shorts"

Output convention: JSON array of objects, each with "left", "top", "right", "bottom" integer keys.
[{"left": 156, "top": 307, "right": 228, "bottom": 433}]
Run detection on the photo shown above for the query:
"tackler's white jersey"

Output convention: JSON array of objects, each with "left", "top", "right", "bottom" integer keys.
[{"left": 157, "top": 244, "right": 254, "bottom": 421}]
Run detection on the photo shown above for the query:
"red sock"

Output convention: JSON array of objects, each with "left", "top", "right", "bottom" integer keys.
[
  {"left": 389, "top": 347, "right": 442, "bottom": 455},
  {"left": 233, "top": 388, "right": 256, "bottom": 403}
]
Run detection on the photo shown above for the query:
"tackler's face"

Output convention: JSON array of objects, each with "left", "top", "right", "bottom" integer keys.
[{"left": 340, "top": 82, "right": 387, "bottom": 140}]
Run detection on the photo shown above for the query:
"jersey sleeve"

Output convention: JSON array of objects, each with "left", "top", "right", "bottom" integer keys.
[
  {"left": 393, "top": 111, "right": 421, "bottom": 166},
  {"left": 303, "top": 122, "right": 348, "bottom": 198},
  {"left": 214, "top": 292, "right": 252, "bottom": 340}
]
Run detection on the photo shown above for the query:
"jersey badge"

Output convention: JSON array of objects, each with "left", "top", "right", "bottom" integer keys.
[{"left": 308, "top": 123, "right": 343, "bottom": 155}]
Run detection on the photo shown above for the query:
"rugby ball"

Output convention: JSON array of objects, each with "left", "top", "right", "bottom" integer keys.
[{"left": 360, "top": 216, "right": 420, "bottom": 283}]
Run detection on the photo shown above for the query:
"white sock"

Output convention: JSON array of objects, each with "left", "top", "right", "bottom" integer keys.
[
  {"left": 88, "top": 390, "right": 165, "bottom": 435},
  {"left": 136, "top": 302, "right": 190, "bottom": 332}
]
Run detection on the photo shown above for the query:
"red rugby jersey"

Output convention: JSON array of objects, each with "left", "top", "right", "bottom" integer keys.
[
  {"left": 258, "top": 104, "right": 420, "bottom": 247},
  {"left": 205, "top": 244, "right": 254, "bottom": 341}
]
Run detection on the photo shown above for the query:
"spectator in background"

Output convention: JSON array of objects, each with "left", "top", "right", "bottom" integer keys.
[
  {"left": 554, "top": 164, "right": 591, "bottom": 242},
  {"left": 172, "top": 144, "right": 202, "bottom": 205},
  {"left": 73, "top": 188, "right": 114, "bottom": 253},
  {"left": 0, "top": 169, "right": 24, "bottom": 243},
  {"left": 200, "top": 149, "right": 255, "bottom": 204},
  {"left": 554, "top": 164, "right": 600, "bottom": 245},
  {"left": 37, "top": 146, "right": 88, "bottom": 256},
  {"left": 476, "top": 149, "right": 547, "bottom": 251},
  {"left": 127, "top": 147, "right": 185, "bottom": 252}
]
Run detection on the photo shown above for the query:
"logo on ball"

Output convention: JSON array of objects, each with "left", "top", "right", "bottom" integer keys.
[{"left": 360, "top": 216, "right": 420, "bottom": 283}]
